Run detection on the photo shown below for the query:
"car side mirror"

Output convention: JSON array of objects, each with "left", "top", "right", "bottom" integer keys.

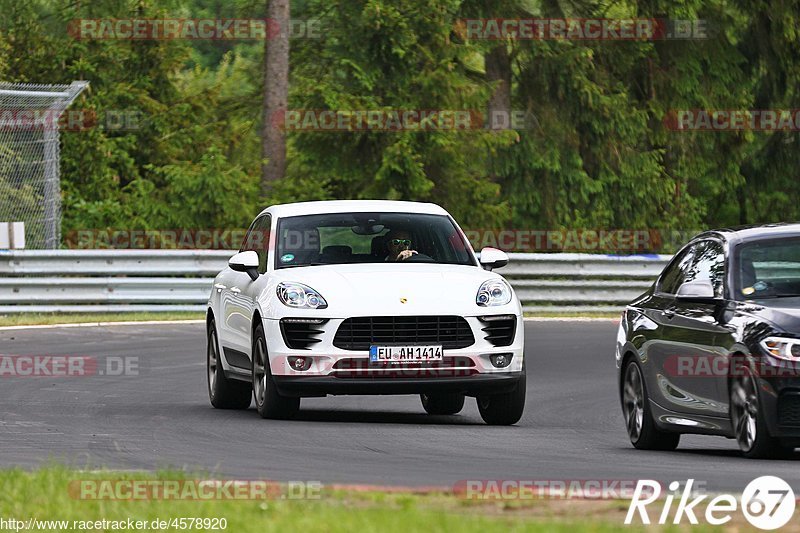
[
  {"left": 229, "top": 250, "right": 260, "bottom": 281},
  {"left": 479, "top": 247, "right": 509, "bottom": 271},
  {"left": 676, "top": 280, "right": 720, "bottom": 303}
]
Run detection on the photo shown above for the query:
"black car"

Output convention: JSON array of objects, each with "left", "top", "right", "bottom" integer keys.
[{"left": 616, "top": 224, "right": 800, "bottom": 458}]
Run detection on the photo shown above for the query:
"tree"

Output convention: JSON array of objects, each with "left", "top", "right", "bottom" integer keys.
[{"left": 261, "top": 0, "right": 290, "bottom": 196}]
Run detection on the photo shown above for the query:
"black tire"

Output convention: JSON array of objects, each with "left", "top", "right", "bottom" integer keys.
[
  {"left": 476, "top": 366, "right": 526, "bottom": 425},
  {"left": 622, "top": 359, "right": 680, "bottom": 451},
  {"left": 730, "top": 359, "right": 793, "bottom": 459},
  {"left": 252, "top": 323, "right": 300, "bottom": 419},
  {"left": 207, "top": 319, "right": 251, "bottom": 409},
  {"left": 420, "top": 393, "right": 465, "bottom": 415}
]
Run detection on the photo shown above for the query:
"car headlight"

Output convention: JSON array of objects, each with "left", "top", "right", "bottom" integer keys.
[
  {"left": 760, "top": 337, "right": 800, "bottom": 361},
  {"left": 277, "top": 282, "right": 328, "bottom": 309},
  {"left": 476, "top": 279, "right": 512, "bottom": 307}
]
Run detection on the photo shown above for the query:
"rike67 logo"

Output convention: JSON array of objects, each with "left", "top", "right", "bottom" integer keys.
[{"left": 625, "top": 476, "right": 795, "bottom": 530}]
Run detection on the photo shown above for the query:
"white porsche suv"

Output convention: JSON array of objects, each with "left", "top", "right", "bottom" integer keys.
[{"left": 206, "top": 200, "right": 525, "bottom": 424}]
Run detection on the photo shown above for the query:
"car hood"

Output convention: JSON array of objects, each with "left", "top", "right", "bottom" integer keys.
[
  {"left": 746, "top": 297, "right": 800, "bottom": 333},
  {"left": 267, "top": 263, "right": 514, "bottom": 317}
]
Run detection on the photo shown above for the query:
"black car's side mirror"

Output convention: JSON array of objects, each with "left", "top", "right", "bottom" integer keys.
[{"left": 676, "top": 280, "right": 721, "bottom": 303}]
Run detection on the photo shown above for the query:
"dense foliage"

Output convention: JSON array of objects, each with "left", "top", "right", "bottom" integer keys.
[{"left": 1, "top": 0, "right": 799, "bottom": 247}]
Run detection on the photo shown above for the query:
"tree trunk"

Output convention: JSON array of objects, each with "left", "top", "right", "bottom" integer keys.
[
  {"left": 261, "top": 0, "right": 290, "bottom": 197},
  {"left": 485, "top": 44, "right": 511, "bottom": 129}
]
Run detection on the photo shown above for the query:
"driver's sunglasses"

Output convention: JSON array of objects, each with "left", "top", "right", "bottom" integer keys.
[{"left": 390, "top": 239, "right": 412, "bottom": 246}]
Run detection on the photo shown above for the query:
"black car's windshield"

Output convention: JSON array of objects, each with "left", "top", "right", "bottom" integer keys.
[
  {"left": 736, "top": 237, "right": 800, "bottom": 299},
  {"left": 275, "top": 212, "right": 476, "bottom": 268}
]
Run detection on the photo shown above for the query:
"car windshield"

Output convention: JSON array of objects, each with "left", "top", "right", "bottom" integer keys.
[
  {"left": 275, "top": 212, "right": 476, "bottom": 268},
  {"left": 736, "top": 237, "right": 800, "bottom": 299}
]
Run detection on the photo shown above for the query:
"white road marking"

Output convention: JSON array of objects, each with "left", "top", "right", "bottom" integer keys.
[{"left": 0, "top": 319, "right": 205, "bottom": 331}]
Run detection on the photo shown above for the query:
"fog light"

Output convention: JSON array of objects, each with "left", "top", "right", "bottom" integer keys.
[
  {"left": 489, "top": 353, "right": 513, "bottom": 368},
  {"left": 288, "top": 356, "right": 312, "bottom": 371}
]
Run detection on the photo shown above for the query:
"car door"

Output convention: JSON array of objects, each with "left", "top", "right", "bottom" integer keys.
[
  {"left": 219, "top": 214, "right": 271, "bottom": 369},
  {"left": 650, "top": 239, "right": 729, "bottom": 417}
]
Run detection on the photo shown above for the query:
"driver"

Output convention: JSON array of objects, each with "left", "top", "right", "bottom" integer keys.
[{"left": 385, "top": 229, "right": 418, "bottom": 261}]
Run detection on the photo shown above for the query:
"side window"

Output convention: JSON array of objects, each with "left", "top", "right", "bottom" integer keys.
[
  {"left": 240, "top": 215, "right": 271, "bottom": 274},
  {"left": 658, "top": 245, "right": 697, "bottom": 295},
  {"left": 684, "top": 240, "right": 725, "bottom": 298}
]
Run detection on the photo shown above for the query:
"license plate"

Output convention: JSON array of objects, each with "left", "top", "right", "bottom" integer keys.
[{"left": 369, "top": 345, "right": 443, "bottom": 363}]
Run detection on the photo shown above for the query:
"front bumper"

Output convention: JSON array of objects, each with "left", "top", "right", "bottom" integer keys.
[
  {"left": 262, "top": 314, "right": 524, "bottom": 395},
  {"left": 274, "top": 372, "right": 523, "bottom": 397},
  {"left": 757, "top": 376, "right": 800, "bottom": 440}
]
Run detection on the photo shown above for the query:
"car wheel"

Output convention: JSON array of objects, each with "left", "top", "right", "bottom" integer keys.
[
  {"left": 207, "top": 319, "right": 251, "bottom": 409},
  {"left": 476, "top": 365, "right": 526, "bottom": 425},
  {"left": 730, "top": 361, "right": 792, "bottom": 459},
  {"left": 622, "top": 359, "right": 679, "bottom": 450},
  {"left": 253, "top": 323, "right": 300, "bottom": 419},
  {"left": 420, "top": 393, "right": 465, "bottom": 415}
]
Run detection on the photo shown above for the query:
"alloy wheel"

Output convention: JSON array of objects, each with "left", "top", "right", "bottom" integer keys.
[
  {"left": 623, "top": 362, "right": 645, "bottom": 442},
  {"left": 207, "top": 329, "right": 218, "bottom": 394},
  {"left": 731, "top": 369, "right": 758, "bottom": 452},
  {"left": 253, "top": 337, "right": 267, "bottom": 407}
]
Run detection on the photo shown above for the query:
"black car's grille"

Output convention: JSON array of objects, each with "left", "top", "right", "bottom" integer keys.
[
  {"left": 479, "top": 315, "right": 516, "bottom": 347},
  {"left": 778, "top": 393, "right": 800, "bottom": 427},
  {"left": 333, "top": 316, "right": 474, "bottom": 351},
  {"left": 280, "top": 318, "right": 328, "bottom": 350}
]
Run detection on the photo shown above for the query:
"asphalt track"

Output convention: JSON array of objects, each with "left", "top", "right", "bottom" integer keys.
[{"left": 1, "top": 320, "right": 797, "bottom": 492}]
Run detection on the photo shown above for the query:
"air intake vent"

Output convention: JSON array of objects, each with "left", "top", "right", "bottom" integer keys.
[
  {"left": 479, "top": 315, "right": 516, "bottom": 347},
  {"left": 778, "top": 393, "right": 800, "bottom": 427},
  {"left": 280, "top": 318, "right": 328, "bottom": 350},
  {"left": 333, "top": 316, "right": 474, "bottom": 351}
]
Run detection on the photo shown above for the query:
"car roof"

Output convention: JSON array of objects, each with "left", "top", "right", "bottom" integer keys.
[
  {"left": 259, "top": 200, "right": 450, "bottom": 219},
  {"left": 693, "top": 222, "right": 800, "bottom": 245}
]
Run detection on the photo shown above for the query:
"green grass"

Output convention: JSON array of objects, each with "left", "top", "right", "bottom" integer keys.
[
  {"left": 0, "top": 467, "right": 692, "bottom": 532},
  {"left": 0, "top": 312, "right": 204, "bottom": 327}
]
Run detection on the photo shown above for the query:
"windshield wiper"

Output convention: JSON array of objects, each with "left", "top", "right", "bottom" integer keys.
[{"left": 278, "top": 262, "right": 331, "bottom": 268}]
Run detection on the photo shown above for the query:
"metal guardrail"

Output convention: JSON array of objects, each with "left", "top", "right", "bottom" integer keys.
[{"left": 0, "top": 250, "right": 670, "bottom": 314}]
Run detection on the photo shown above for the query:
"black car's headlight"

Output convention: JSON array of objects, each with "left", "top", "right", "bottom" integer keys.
[
  {"left": 277, "top": 282, "right": 328, "bottom": 309},
  {"left": 760, "top": 336, "right": 800, "bottom": 361},
  {"left": 476, "top": 279, "right": 512, "bottom": 307}
]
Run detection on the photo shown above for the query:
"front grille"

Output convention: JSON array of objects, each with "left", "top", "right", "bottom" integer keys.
[
  {"left": 479, "top": 315, "right": 516, "bottom": 347},
  {"left": 333, "top": 316, "right": 474, "bottom": 351},
  {"left": 778, "top": 393, "right": 800, "bottom": 427},
  {"left": 280, "top": 318, "right": 328, "bottom": 350}
]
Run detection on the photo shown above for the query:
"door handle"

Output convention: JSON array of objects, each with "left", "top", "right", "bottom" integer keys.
[
  {"left": 230, "top": 287, "right": 241, "bottom": 294},
  {"left": 664, "top": 307, "right": 675, "bottom": 319}
]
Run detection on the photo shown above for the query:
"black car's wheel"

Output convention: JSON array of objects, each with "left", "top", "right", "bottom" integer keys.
[
  {"left": 420, "top": 393, "right": 465, "bottom": 415},
  {"left": 207, "top": 319, "right": 251, "bottom": 409},
  {"left": 253, "top": 323, "right": 300, "bottom": 419},
  {"left": 622, "top": 359, "right": 680, "bottom": 450},
  {"left": 730, "top": 362, "right": 792, "bottom": 459},
  {"left": 476, "top": 366, "right": 526, "bottom": 425}
]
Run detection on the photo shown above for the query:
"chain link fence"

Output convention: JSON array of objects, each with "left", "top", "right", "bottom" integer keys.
[{"left": 0, "top": 81, "right": 88, "bottom": 249}]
